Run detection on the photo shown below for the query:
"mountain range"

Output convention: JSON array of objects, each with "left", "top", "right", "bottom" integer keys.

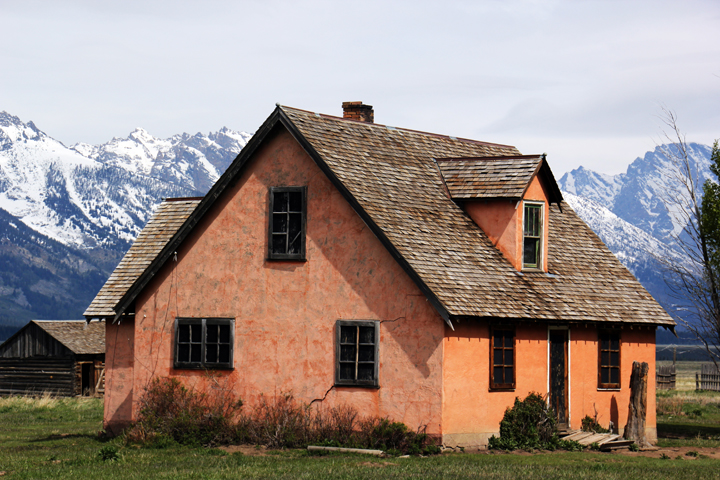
[
  {"left": 0, "top": 111, "right": 250, "bottom": 338},
  {"left": 0, "top": 109, "right": 713, "bottom": 341}
]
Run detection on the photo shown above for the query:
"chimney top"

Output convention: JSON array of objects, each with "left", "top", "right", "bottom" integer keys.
[{"left": 342, "top": 101, "right": 374, "bottom": 123}]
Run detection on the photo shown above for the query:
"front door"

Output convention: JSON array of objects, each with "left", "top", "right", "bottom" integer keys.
[{"left": 549, "top": 330, "right": 569, "bottom": 427}]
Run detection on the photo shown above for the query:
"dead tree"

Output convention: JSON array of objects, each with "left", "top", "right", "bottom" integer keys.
[{"left": 623, "top": 361, "right": 651, "bottom": 447}]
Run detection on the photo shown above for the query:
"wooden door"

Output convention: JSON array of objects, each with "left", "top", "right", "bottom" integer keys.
[{"left": 549, "top": 330, "right": 569, "bottom": 427}]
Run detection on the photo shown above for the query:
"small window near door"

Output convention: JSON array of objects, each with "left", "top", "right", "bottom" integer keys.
[
  {"left": 491, "top": 327, "right": 515, "bottom": 389},
  {"left": 598, "top": 331, "right": 620, "bottom": 389}
]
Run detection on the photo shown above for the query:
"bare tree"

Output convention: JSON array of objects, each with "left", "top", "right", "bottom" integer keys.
[{"left": 658, "top": 108, "right": 720, "bottom": 366}]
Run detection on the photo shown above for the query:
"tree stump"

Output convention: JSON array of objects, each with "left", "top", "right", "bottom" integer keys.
[{"left": 623, "top": 361, "right": 651, "bottom": 447}]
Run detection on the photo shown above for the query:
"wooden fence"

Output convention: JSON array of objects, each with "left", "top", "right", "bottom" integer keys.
[
  {"left": 696, "top": 364, "right": 720, "bottom": 391},
  {"left": 656, "top": 364, "right": 676, "bottom": 390}
]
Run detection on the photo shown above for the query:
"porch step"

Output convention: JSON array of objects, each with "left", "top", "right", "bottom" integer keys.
[
  {"left": 559, "top": 430, "right": 621, "bottom": 446},
  {"left": 600, "top": 440, "right": 634, "bottom": 451}
]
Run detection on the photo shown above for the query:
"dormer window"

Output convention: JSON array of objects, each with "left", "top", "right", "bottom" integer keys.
[{"left": 522, "top": 202, "right": 543, "bottom": 269}]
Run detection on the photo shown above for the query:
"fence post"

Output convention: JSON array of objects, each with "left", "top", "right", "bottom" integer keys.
[{"left": 696, "top": 372, "right": 700, "bottom": 391}]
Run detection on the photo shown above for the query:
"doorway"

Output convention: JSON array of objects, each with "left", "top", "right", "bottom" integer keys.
[
  {"left": 81, "top": 363, "right": 93, "bottom": 396},
  {"left": 549, "top": 329, "right": 569, "bottom": 427}
]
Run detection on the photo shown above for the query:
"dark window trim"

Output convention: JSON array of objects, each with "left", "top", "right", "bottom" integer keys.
[
  {"left": 267, "top": 186, "right": 307, "bottom": 261},
  {"left": 598, "top": 330, "right": 621, "bottom": 389},
  {"left": 522, "top": 201, "right": 544, "bottom": 270},
  {"left": 174, "top": 317, "right": 235, "bottom": 370},
  {"left": 335, "top": 320, "right": 379, "bottom": 388},
  {"left": 490, "top": 325, "right": 516, "bottom": 390}
]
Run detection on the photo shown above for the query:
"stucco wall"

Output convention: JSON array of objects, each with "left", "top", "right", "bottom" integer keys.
[
  {"left": 464, "top": 175, "right": 551, "bottom": 272},
  {"left": 442, "top": 321, "right": 657, "bottom": 447},
  {"left": 104, "top": 126, "right": 445, "bottom": 434}
]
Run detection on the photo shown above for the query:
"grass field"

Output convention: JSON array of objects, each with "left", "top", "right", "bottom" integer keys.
[{"left": 2, "top": 394, "right": 720, "bottom": 479}]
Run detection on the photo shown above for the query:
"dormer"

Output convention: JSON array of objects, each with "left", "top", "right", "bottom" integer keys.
[{"left": 437, "top": 155, "right": 563, "bottom": 272}]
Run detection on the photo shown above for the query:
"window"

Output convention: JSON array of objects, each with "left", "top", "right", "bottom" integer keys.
[
  {"left": 491, "top": 327, "right": 515, "bottom": 389},
  {"left": 174, "top": 318, "right": 234, "bottom": 369},
  {"left": 268, "top": 186, "right": 306, "bottom": 260},
  {"left": 598, "top": 331, "right": 620, "bottom": 389},
  {"left": 335, "top": 321, "right": 379, "bottom": 387},
  {"left": 523, "top": 203, "right": 543, "bottom": 269}
]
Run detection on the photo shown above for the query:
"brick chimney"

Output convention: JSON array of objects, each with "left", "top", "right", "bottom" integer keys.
[{"left": 342, "top": 101, "right": 374, "bottom": 123}]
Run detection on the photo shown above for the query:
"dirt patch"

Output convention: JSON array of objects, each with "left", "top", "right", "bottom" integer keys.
[
  {"left": 612, "top": 446, "right": 720, "bottom": 459},
  {"left": 218, "top": 445, "right": 270, "bottom": 456},
  {"left": 358, "top": 461, "right": 398, "bottom": 467}
]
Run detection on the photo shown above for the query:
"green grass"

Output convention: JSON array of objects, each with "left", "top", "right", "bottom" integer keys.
[
  {"left": 657, "top": 389, "right": 720, "bottom": 447},
  {"left": 2, "top": 395, "right": 720, "bottom": 479}
]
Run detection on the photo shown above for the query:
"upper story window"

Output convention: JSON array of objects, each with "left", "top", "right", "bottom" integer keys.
[
  {"left": 522, "top": 202, "right": 543, "bottom": 269},
  {"left": 335, "top": 320, "right": 379, "bottom": 387},
  {"left": 174, "top": 318, "right": 234, "bottom": 369},
  {"left": 268, "top": 186, "right": 306, "bottom": 260},
  {"left": 598, "top": 331, "right": 621, "bottom": 389}
]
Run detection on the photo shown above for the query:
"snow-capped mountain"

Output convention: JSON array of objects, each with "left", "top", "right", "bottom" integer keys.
[
  {"left": 560, "top": 143, "right": 713, "bottom": 245},
  {"left": 559, "top": 142, "right": 714, "bottom": 313},
  {"left": 0, "top": 111, "right": 250, "bottom": 251},
  {"left": 0, "top": 111, "right": 250, "bottom": 335}
]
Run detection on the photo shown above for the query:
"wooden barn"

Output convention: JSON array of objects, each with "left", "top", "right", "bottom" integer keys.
[{"left": 0, "top": 320, "right": 105, "bottom": 397}]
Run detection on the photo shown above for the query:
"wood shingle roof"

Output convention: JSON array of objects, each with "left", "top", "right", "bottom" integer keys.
[{"left": 84, "top": 105, "right": 674, "bottom": 328}]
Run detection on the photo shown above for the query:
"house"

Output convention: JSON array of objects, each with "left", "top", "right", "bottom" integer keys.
[
  {"left": 85, "top": 102, "right": 674, "bottom": 445},
  {"left": 0, "top": 320, "right": 105, "bottom": 396}
]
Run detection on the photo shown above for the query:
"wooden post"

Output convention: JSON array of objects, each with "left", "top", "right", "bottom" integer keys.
[
  {"left": 696, "top": 372, "right": 700, "bottom": 391},
  {"left": 624, "top": 361, "right": 651, "bottom": 447}
]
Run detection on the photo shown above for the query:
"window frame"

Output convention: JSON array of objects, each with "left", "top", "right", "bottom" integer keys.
[
  {"left": 267, "top": 186, "right": 307, "bottom": 261},
  {"left": 598, "top": 330, "right": 621, "bottom": 390},
  {"left": 490, "top": 326, "right": 516, "bottom": 390},
  {"left": 522, "top": 201, "right": 544, "bottom": 270},
  {"left": 174, "top": 317, "right": 235, "bottom": 370},
  {"left": 335, "top": 320, "right": 380, "bottom": 388}
]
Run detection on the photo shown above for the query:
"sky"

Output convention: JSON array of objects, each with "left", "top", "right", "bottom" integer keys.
[{"left": 0, "top": 0, "right": 718, "bottom": 177}]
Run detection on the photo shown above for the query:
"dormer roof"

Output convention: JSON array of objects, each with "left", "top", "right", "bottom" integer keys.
[{"left": 436, "top": 154, "right": 563, "bottom": 204}]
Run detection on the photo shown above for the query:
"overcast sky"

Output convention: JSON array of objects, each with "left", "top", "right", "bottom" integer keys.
[{"left": 0, "top": 0, "right": 718, "bottom": 176}]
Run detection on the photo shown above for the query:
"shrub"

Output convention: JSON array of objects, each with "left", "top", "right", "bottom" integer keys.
[
  {"left": 488, "top": 392, "right": 556, "bottom": 450},
  {"left": 125, "top": 377, "right": 243, "bottom": 447},
  {"left": 125, "top": 378, "right": 438, "bottom": 455},
  {"left": 581, "top": 415, "right": 609, "bottom": 433}
]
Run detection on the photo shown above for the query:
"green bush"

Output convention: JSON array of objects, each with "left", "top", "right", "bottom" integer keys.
[
  {"left": 97, "top": 445, "right": 121, "bottom": 461},
  {"left": 488, "top": 392, "right": 581, "bottom": 451},
  {"left": 581, "top": 415, "right": 609, "bottom": 433}
]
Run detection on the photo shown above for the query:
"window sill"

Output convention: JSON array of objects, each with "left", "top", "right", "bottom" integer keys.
[
  {"left": 174, "top": 365, "right": 234, "bottom": 370},
  {"left": 265, "top": 257, "right": 307, "bottom": 262},
  {"left": 334, "top": 383, "right": 380, "bottom": 390},
  {"left": 521, "top": 267, "right": 545, "bottom": 273},
  {"left": 489, "top": 387, "right": 516, "bottom": 392},
  {"left": 597, "top": 387, "right": 621, "bottom": 391}
]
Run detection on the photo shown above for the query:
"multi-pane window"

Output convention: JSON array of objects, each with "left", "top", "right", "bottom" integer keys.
[
  {"left": 336, "top": 321, "right": 379, "bottom": 387},
  {"left": 491, "top": 327, "right": 515, "bottom": 389},
  {"left": 174, "top": 318, "right": 234, "bottom": 369},
  {"left": 523, "top": 203, "right": 543, "bottom": 269},
  {"left": 268, "top": 186, "right": 306, "bottom": 260},
  {"left": 598, "top": 331, "right": 620, "bottom": 389}
]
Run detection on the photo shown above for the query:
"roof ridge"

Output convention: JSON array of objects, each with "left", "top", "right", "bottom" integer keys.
[{"left": 279, "top": 105, "right": 517, "bottom": 150}]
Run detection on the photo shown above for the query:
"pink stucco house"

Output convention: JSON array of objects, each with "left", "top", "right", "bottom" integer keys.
[{"left": 85, "top": 102, "right": 673, "bottom": 446}]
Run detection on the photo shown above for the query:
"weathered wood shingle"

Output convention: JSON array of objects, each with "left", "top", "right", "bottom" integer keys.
[{"left": 83, "top": 199, "right": 200, "bottom": 318}]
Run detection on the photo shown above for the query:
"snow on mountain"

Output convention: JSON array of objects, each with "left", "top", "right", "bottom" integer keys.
[
  {"left": 559, "top": 143, "right": 713, "bottom": 245},
  {"left": 0, "top": 111, "right": 250, "bottom": 252},
  {"left": 72, "top": 126, "right": 252, "bottom": 192}
]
